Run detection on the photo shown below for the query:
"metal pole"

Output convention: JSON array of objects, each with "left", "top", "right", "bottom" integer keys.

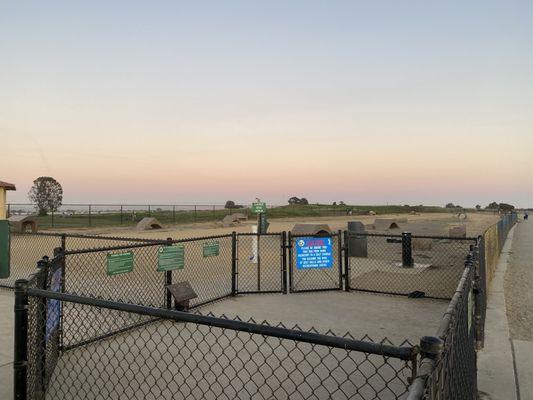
[
  {"left": 288, "top": 232, "right": 293, "bottom": 292},
  {"left": 7, "top": 204, "right": 10, "bottom": 218},
  {"left": 148, "top": 205, "right": 151, "bottom": 217},
  {"left": 212, "top": 205, "right": 215, "bottom": 219},
  {"left": 337, "top": 230, "right": 343, "bottom": 290},
  {"left": 120, "top": 205, "right": 123, "bottom": 225},
  {"left": 172, "top": 205, "right": 176, "bottom": 224},
  {"left": 282, "top": 231, "right": 288, "bottom": 294},
  {"left": 194, "top": 206, "right": 197, "bottom": 223},
  {"left": 51, "top": 209, "right": 54, "bottom": 228},
  {"left": 231, "top": 231, "right": 237, "bottom": 296},
  {"left": 165, "top": 238, "right": 172, "bottom": 309},
  {"left": 88, "top": 205, "right": 92, "bottom": 227},
  {"left": 343, "top": 230, "right": 350, "bottom": 291},
  {"left": 402, "top": 232, "right": 413, "bottom": 267},
  {"left": 14, "top": 279, "right": 29, "bottom": 400}
]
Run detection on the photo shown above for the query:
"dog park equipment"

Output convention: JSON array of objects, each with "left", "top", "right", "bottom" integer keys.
[
  {"left": 0, "top": 180, "right": 15, "bottom": 279},
  {"left": 291, "top": 223, "right": 332, "bottom": 236},
  {"left": 136, "top": 217, "right": 163, "bottom": 230},
  {"left": 221, "top": 213, "right": 247, "bottom": 227},
  {"left": 373, "top": 218, "right": 401, "bottom": 231},
  {"left": 386, "top": 232, "right": 414, "bottom": 267},
  {"left": 347, "top": 221, "right": 368, "bottom": 257},
  {"left": 8, "top": 215, "right": 38, "bottom": 233},
  {"left": 166, "top": 281, "right": 198, "bottom": 311}
]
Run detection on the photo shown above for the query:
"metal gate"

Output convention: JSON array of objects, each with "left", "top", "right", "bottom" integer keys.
[{"left": 288, "top": 231, "right": 343, "bottom": 293}]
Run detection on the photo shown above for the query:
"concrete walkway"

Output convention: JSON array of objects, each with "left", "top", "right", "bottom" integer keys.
[
  {"left": 0, "top": 289, "right": 14, "bottom": 400},
  {"left": 479, "top": 221, "right": 533, "bottom": 400}
]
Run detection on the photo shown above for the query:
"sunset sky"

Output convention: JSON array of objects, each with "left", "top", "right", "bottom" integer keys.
[{"left": 1, "top": 1, "right": 532, "bottom": 206}]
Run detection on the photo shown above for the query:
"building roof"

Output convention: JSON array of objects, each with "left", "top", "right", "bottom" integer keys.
[{"left": 0, "top": 181, "right": 16, "bottom": 190}]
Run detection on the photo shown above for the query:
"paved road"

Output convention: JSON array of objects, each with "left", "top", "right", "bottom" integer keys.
[{"left": 505, "top": 219, "right": 533, "bottom": 400}]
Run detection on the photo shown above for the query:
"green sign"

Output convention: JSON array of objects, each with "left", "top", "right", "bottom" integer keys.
[
  {"left": 203, "top": 241, "right": 219, "bottom": 257},
  {"left": 107, "top": 252, "right": 134, "bottom": 276},
  {"left": 0, "top": 221, "right": 10, "bottom": 279},
  {"left": 251, "top": 202, "right": 267, "bottom": 214},
  {"left": 157, "top": 245, "right": 185, "bottom": 272}
]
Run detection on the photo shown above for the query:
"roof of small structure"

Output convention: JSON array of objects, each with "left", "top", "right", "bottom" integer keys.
[{"left": 0, "top": 181, "right": 16, "bottom": 190}]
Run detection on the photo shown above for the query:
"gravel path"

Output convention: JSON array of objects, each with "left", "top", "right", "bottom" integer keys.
[{"left": 504, "top": 219, "right": 533, "bottom": 341}]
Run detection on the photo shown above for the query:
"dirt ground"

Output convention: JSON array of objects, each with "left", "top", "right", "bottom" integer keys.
[{"left": 48, "top": 212, "right": 500, "bottom": 240}]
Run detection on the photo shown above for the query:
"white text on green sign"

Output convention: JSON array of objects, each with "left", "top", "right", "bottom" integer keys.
[
  {"left": 251, "top": 202, "right": 267, "bottom": 214},
  {"left": 203, "top": 241, "right": 219, "bottom": 257},
  {"left": 107, "top": 252, "right": 134, "bottom": 276},
  {"left": 157, "top": 245, "right": 185, "bottom": 272}
]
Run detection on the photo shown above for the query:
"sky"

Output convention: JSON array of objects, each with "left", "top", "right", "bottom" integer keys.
[{"left": 1, "top": 1, "right": 532, "bottom": 207}]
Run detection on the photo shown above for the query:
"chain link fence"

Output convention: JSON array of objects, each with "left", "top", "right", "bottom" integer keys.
[
  {"left": 406, "top": 246, "right": 478, "bottom": 399},
  {"left": 289, "top": 232, "right": 343, "bottom": 293},
  {"left": 17, "top": 278, "right": 417, "bottom": 400},
  {"left": 346, "top": 233, "right": 477, "bottom": 299}
]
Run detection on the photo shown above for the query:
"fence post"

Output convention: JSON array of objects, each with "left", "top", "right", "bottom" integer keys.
[
  {"left": 58, "top": 239, "right": 66, "bottom": 352},
  {"left": 14, "top": 279, "right": 29, "bottom": 400},
  {"left": 120, "top": 205, "right": 123, "bottom": 225},
  {"left": 36, "top": 256, "right": 49, "bottom": 398},
  {"left": 194, "top": 206, "right": 197, "bottom": 222},
  {"left": 337, "top": 230, "right": 343, "bottom": 290},
  {"left": 212, "top": 205, "right": 215, "bottom": 219},
  {"left": 343, "top": 230, "right": 350, "bottom": 291},
  {"left": 475, "top": 235, "right": 486, "bottom": 349},
  {"left": 282, "top": 231, "right": 288, "bottom": 294},
  {"left": 288, "top": 232, "right": 293, "bottom": 292},
  {"left": 7, "top": 203, "right": 10, "bottom": 218},
  {"left": 51, "top": 209, "right": 54, "bottom": 228},
  {"left": 402, "top": 232, "right": 414, "bottom": 267},
  {"left": 231, "top": 231, "right": 237, "bottom": 296},
  {"left": 148, "top": 205, "right": 151, "bottom": 217},
  {"left": 406, "top": 336, "right": 443, "bottom": 400},
  {"left": 172, "top": 205, "right": 176, "bottom": 224},
  {"left": 88, "top": 205, "right": 92, "bottom": 227},
  {"left": 165, "top": 237, "right": 173, "bottom": 309}
]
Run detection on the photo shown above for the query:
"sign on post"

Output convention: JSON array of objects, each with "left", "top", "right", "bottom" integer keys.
[
  {"left": 107, "top": 252, "right": 134, "bottom": 276},
  {"left": 45, "top": 267, "right": 62, "bottom": 341},
  {"left": 251, "top": 202, "right": 267, "bottom": 214},
  {"left": 295, "top": 237, "right": 334, "bottom": 270},
  {"left": 203, "top": 241, "right": 219, "bottom": 257},
  {"left": 157, "top": 245, "right": 185, "bottom": 272}
]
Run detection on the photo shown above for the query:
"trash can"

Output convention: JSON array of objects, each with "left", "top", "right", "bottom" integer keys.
[{"left": 347, "top": 221, "right": 367, "bottom": 257}]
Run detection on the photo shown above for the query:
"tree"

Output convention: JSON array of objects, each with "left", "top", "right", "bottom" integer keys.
[
  {"left": 475, "top": 205, "right": 481, "bottom": 210},
  {"left": 339, "top": 201, "right": 345, "bottom": 206},
  {"left": 288, "top": 197, "right": 301, "bottom": 205},
  {"left": 28, "top": 177, "right": 63, "bottom": 216},
  {"left": 445, "top": 203, "right": 456, "bottom": 208},
  {"left": 224, "top": 200, "right": 236, "bottom": 209},
  {"left": 300, "top": 198, "right": 309, "bottom": 205},
  {"left": 499, "top": 203, "right": 515, "bottom": 212},
  {"left": 486, "top": 202, "right": 499, "bottom": 210},
  {"left": 332, "top": 201, "right": 337, "bottom": 206}
]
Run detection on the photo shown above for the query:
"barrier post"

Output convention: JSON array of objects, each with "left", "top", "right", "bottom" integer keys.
[
  {"left": 231, "top": 231, "right": 237, "bottom": 296},
  {"left": 14, "top": 279, "right": 29, "bottom": 400},
  {"left": 402, "top": 232, "right": 414, "bottom": 267},
  {"left": 343, "top": 230, "right": 350, "bottom": 291},
  {"left": 282, "top": 231, "right": 288, "bottom": 294},
  {"left": 165, "top": 238, "right": 173, "bottom": 309}
]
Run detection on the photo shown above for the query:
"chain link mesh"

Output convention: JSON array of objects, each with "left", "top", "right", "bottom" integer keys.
[
  {"left": 347, "top": 234, "right": 476, "bottom": 299},
  {"left": 26, "top": 292, "right": 415, "bottom": 400},
  {"left": 237, "top": 233, "right": 283, "bottom": 293},
  {"left": 289, "top": 233, "right": 342, "bottom": 292}
]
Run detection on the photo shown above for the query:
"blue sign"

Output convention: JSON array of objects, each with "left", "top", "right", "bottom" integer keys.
[
  {"left": 295, "top": 237, "right": 334, "bottom": 270},
  {"left": 46, "top": 267, "right": 62, "bottom": 342}
]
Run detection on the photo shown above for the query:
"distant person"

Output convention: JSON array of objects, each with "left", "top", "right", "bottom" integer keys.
[{"left": 524, "top": 211, "right": 528, "bottom": 220}]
